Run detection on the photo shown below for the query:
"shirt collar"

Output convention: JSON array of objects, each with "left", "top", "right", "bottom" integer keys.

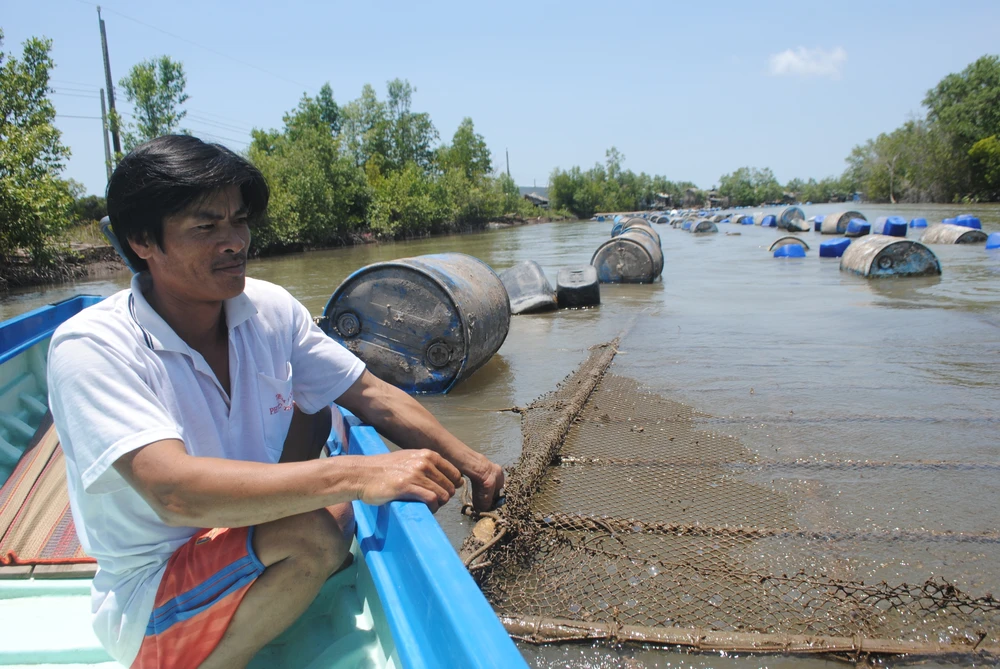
[{"left": 128, "top": 273, "right": 258, "bottom": 354}]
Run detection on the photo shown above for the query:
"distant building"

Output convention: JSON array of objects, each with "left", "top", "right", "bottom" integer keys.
[
  {"left": 682, "top": 188, "right": 704, "bottom": 207},
  {"left": 523, "top": 192, "right": 550, "bottom": 208},
  {"left": 654, "top": 192, "right": 673, "bottom": 208},
  {"left": 706, "top": 190, "right": 730, "bottom": 208}
]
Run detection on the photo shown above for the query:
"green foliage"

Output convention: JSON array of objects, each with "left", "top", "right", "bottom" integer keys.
[
  {"left": 70, "top": 194, "right": 107, "bottom": 224},
  {"left": 0, "top": 30, "right": 73, "bottom": 264},
  {"left": 438, "top": 118, "right": 492, "bottom": 181},
  {"left": 924, "top": 55, "right": 1000, "bottom": 152},
  {"left": 717, "top": 167, "right": 782, "bottom": 206},
  {"left": 969, "top": 135, "right": 1000, "bottom": 200},
  {"left": 119, "top": 55, "right": 189, "bottom": 151},
  {"left": 246, "top": 80, "right": 529, "bottom": 252},
  {"left": 549, "top": 147, "right": 686, "bottom": 218},
  {"left": 248, "top": 99, "right": 369, "bottom": 251},
  {"left": 369, "top": 162, "right": 449, "bottom": 238},
  {"left": 845, "top": 54, "right": 1000, "bottom": 202},
  {"left": 787, "top": 176, "right": 851, "bottom": 204}
]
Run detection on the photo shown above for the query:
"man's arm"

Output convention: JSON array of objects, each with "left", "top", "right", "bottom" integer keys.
[
  {"left": 113, "top": 439, "right": 462, "bottom": 528},
  {"left": 336, "top": 370, "right": 505, "bottom": 511}
]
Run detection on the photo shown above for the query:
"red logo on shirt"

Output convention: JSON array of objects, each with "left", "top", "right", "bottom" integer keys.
[{"left": 269, "top": 393, "right": 294, "bottom": 415}]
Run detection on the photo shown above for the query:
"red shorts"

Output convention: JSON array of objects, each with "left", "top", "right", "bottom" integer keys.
[{"left": 131, "top": 526, "right": 265, "bottom": 669}]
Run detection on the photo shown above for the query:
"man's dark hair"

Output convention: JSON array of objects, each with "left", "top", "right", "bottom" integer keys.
[{"left": 106, "top": 135, "right": 269, "bottom": 272}]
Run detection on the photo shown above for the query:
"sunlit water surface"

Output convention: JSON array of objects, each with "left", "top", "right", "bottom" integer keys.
[{"left": 3, "top": 203, "right": 999, "bottom": 668}]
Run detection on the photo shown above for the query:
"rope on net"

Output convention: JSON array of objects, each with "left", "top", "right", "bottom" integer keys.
[{"left": 457, "top": 333, "right": 1000, "bottom": 660}]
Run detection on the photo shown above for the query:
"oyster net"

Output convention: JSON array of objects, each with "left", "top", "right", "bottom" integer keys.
[{"left": 461, "top": 339, "right": 1000, "bottom": 660}]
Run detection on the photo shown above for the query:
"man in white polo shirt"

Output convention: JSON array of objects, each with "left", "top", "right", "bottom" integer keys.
[{"left": 47, "top": 135, "right": 504, "bottom": 669}]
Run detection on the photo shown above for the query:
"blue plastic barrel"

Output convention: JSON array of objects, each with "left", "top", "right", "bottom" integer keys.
[
  {"left": 820, "top": 238, "right": 851, "bottom": 258},
  {"left": 741, "top": 216, "right": 754, "bottom": 225},
  {"left": 873, "top": 216, "right": 907, "bottom": 237},
  {"left": 681, "top": 220, "right": 693, "bottom": 230},
  {"left": 774, "top": 245, "right": 806, "bottom": 258},
  {"left": 761, "top": 215, "right": 777, "bottom": 227},
  {"left": 942, "top": 218, "right": 956, "bottom": 225},
  {"left": 611, "top": 223, "right": 624, "bottom": 237},
  {"left": 813, "top": 215, "right": 825, "bottom": 232},
  {"left": 954, "top": 214, "right": 982, "bottom": 230},
  {"left": 596, "top": 215, "right": 605, "bottom": 222},
  {"left": 987, "top": 232, "right": 1000, "bottom": 250},
  {"left": 845, "top": 219, "right": 871, "bottom": 237},
  {"left": 910, "top": 217, "right": 928, "bottom": 228}
]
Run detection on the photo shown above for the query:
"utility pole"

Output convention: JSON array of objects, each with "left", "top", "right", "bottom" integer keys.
[
  {"left": 98, "top": 7, "right": 122, "bottom": 157},
  {"left": 100, "top": 88, "right": 113, "bottom": 181},
  {"left": 505, "top": 148, "right": 510, "bottom": 179}
]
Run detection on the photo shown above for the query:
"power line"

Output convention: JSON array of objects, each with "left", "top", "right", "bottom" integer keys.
[
  {"left": 51, "top": 77, "right": 103, "bottom": 88},
  {"left": 57, "top": 114, "right": 103, "bottom": 120},
  {"left": 71, "top": 0, "right": 312, "bottom": 89},
  {"left": 52, "top": 84, "right": 101, "bottom": 94},
  {"left": 185, "top": 108, "right": 255, "bottom": 127},
  {"left": 186, "top": 129, "right": 249, "bottom": 146},
  {"left": 53, "top": 91, "right": 101, "bottom": 99},
  {"left": 185, "top": 113, "right": 254, "bottom": 134}
]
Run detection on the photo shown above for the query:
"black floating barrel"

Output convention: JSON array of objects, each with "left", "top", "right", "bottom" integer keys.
[
  {"left": 556, "top": 266, "right": 600, "bottom": 308},
  {"left": 920, "top": 223, "right": 989, "bottom": 245},
  {"left": 821, "top": 211, "right": 866, "bottom": 235},
  {"left": 499, "top": 260, "right": 558, "bottom": 315},
  {"left": 689, "top": 219, "right": 718, "bottom": 233},
  {"left": 591, "top": 229, "right": 665, "bottom": 283},
  {"left": 321, "top": 253, "right": 510, "bottom": 394},
  {"left": 839, "top": 235, "right": 941, "bottom": 278},
  {"left": 776, "top": 206, "right": 807, "bottom": 231}
]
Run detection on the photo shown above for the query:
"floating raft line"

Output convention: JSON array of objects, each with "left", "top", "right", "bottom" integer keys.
[
  {"left": 534, "top": 511, "right": 1000, "bottom": 545},
  {"left": 501, "top": 616, "right": 1000, "bottom": 658},
  {"left": 460, "top": 335, "right": 1000, "bottom": 660}
]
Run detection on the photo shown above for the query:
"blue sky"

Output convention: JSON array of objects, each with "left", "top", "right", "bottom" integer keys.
[{"left": 6, "top": 0, "right": 1000, "bottom": 196}]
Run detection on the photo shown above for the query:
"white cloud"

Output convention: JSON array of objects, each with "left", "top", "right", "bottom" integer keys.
[{"left": 768, "top": 47, "right": 847, "bottom": 79}]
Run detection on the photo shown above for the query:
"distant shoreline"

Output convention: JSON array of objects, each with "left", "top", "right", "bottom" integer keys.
[{"left": 1, "top": 213, "right": 570, "bottom": 295}]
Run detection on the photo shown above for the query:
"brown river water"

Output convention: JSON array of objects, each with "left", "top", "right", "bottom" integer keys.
[{"left": 3, "top": 203, "right": 999, "bottom": 668}]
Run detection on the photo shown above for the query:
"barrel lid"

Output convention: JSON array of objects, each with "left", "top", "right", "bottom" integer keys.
[
  {"left": 986, "top": 232, "right": 1000, "bottom": 250},
  {"left": 820, "top": 238, "right": 852, "bottom": 252},
  {"left": 953, "top": 215, "right": 982, "bottom": 230}
]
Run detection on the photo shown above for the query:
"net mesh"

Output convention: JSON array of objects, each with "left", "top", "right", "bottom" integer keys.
[{"left": 460, "top": 338, "right": 1000, "bottom": 660}]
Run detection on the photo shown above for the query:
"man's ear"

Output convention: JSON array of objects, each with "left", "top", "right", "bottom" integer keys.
[{"left": 128, "top": 232, "right": 156, "bottom": 261}]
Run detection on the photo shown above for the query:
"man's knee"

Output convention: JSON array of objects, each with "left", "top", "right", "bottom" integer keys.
[{"left": 254, "top": 503, "right": 355, "bottom": 576}]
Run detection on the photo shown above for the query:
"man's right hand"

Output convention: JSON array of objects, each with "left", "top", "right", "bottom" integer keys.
[{"left": 354, "top": 449, "right": 463, "bottom": 513}]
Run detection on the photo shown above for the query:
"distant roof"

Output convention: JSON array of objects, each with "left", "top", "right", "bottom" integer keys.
[
  {"left": 523, "top": 192, "right": 549, "bottom": 205},
  {"left": 519, "top": 186, "right": 550, "bottom": 199}
]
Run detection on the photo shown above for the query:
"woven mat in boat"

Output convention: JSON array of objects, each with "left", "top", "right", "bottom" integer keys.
[
  {"left": 0, "top": 413, "right": 92, "bottom": 565},
  {"left": 460, "top": 338, "right": 1000, "bottom": 661}
]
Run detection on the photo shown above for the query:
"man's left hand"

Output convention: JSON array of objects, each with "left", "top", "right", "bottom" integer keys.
[{"left": 468, "top": 457, "right": 505, "bottom": 512}]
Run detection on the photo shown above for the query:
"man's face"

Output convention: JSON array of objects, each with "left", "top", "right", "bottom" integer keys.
[{"left": 131, "top": 185, "right": 251, "bottom": 304}]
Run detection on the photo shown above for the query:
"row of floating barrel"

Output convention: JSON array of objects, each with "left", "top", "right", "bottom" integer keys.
[
  {"left": 319, "top": 252, "right": 609, "bottom": 393},
  {"left": 769, "top": 235, "right": 942, "bottom": 277}
]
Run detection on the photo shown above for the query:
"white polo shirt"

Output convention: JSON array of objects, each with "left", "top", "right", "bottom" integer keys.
[{"left": 47, "top": 274, "right": 365, "bottom": 665}]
